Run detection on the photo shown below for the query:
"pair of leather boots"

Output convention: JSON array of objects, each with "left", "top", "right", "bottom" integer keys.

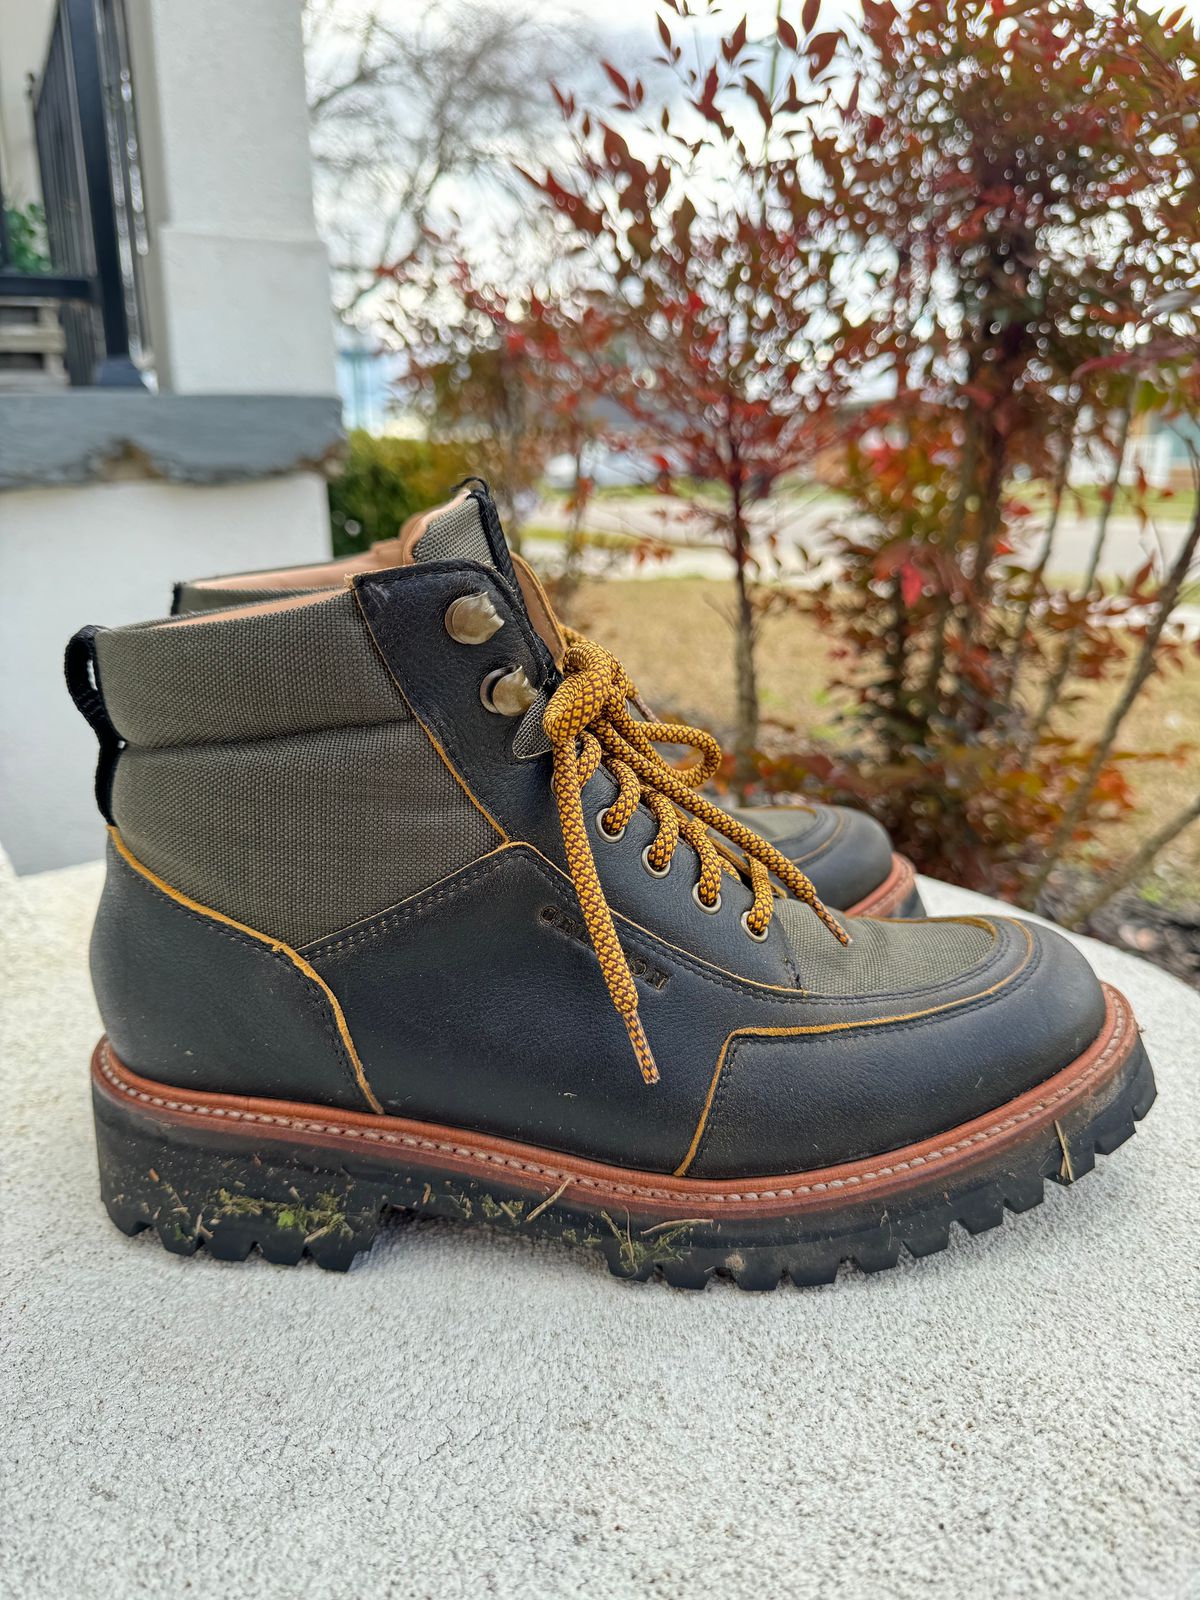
[{"left": 68, "top": 480, "right": 1155, "bottom": 1286}]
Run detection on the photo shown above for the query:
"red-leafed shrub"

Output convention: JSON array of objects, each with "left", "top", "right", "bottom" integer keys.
[
  {"left": 376, "top": 0, "right": 1200, "bottom": 913},
  {"left": 531, "top": 0, "right": 1200, "bottom": 907}
]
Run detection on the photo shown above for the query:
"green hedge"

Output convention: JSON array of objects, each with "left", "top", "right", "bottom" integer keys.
[
  {"left": 2, "top": 203, "right": 49, "bottom": 273},
  {"left": 328, "top": 433, "right": 476, "bottom": 557}
]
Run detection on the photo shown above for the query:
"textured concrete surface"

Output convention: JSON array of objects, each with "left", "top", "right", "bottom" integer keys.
[{"left": 2, "top": 860, "right": 1197, "bottom": 1600}]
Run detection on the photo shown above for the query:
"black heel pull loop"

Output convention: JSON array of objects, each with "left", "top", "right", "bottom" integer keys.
[{"left": 64, "top": 626, "right": 122, "bottom": 824}]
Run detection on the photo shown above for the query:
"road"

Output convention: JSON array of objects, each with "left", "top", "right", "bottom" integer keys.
[{"left": 534, "top": 489, "right": 1200, "bottom": 592}]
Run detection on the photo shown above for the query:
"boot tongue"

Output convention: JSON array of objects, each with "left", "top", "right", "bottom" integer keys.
[
  {"left": 401, "top": 480, "right": 516, "bottom": 582},
  {"left": 400, "top": 480, "right": 567, "bottom": 662}
]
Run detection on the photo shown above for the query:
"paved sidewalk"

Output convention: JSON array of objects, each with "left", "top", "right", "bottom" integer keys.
[{"left": 1, "top": 858, "right": 1196, "bottom": 1600}]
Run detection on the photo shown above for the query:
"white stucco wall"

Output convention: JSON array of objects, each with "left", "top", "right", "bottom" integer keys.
[
  {"left": 0, "top": 473, "right": 331, "bottom": 872},
  {"left": 0, "top": 1, "right": 344, "bottom": 873}
]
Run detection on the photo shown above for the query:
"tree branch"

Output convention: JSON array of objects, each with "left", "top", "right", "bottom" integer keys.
[
  {"left": 1024, "top": 484, "right": 1200, "bottom": 906},
  {"left": 1060, "top": 790, "right": 1200, "bottom": 928}
]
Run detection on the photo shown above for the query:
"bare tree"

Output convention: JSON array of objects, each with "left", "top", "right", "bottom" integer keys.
[
  {"left": 1061, "top": 791, "right": 1200, "bottom": 929},
  {"left": 303, "top": 0, "right": 591, "bottom": 319}
]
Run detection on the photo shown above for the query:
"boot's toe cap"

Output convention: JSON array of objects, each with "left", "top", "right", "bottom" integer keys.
[
  {"left": 685, "top": 916, "right": 1111, "bottom": 1179},
  {"left": 732, "top": 802, "right": 896, "bottom": 911}
]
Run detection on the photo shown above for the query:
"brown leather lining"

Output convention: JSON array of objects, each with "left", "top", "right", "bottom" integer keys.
[
  {"left": 509, "top": 552, "right": 568, "bottom": 661},
  {"left": 845, "top": 853, "right": 918, "bottom": 919},
  {"left": 190, "top": 554, "right": 371, "bottom": 592},
  {"left": 166, "top": 590, "right": 347, "bottom": 627},
  {"left": 93, "top": 985, "right": 1135, "bottom": 1219},
  {"left": 187, "top": 541, "right": 413, "bottom": 598},
  {"left": 188, "top": 514, "right": 570, "bottom": 666}
]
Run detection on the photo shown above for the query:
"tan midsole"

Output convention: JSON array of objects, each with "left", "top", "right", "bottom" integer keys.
[{"left": 92, "top": 984, "right": 1136, "bottom": 1220}]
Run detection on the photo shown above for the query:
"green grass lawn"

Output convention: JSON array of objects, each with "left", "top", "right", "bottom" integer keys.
[{"left": 1021, "top": 479, "right": 1198, "bottom": 525}]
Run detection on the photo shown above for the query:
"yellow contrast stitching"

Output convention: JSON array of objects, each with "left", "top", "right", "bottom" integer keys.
[
  {"left": 518, "top": 840, "right": 996, "bottom": 997},
  {"left": 350, "top": 583, "right": 509, "bottom": 844},
  {"left": 673, "top": 922, "right": 1037, "bottom": 1176},
  {"left": 94, "top": 987, "right": 1131, "bottom": 1206},
  {"left": 107, "top": 828, "right": 384, "bottom": 1115},
  {"left": 787, "top": 806, "right": 845, "bottom": 865}
]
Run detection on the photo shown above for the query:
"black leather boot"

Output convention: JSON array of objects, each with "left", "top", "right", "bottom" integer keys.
[
  {"left": 68, "top": 484, "right": 1155, "bottom": 1284},
  {"left": 170, "top": 491, "right": 924, "bottom": 919}
]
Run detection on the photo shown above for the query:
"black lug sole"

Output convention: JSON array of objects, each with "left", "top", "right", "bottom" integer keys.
[{"left": 89, "top": 992, "right": 1155, "bottom": 1290}]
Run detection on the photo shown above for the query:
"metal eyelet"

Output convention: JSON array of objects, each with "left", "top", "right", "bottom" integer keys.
[
  {"left": 480, "top": 666, "right": 538, "bottom": 717},
  {"left": 740, "top": 910, "right": 770, "bottom": 942},
  {"left": 445, "top": 592, "right": 503, "bottom": 644},
  {"left": 641, "top": 844, "right": 671, "bottom": 879},
  {"left": 692, "top": 883, "right": 722, "bottom": 914},
  {"left": 595, "top": 808, "right": 627, "bottom": 842}
]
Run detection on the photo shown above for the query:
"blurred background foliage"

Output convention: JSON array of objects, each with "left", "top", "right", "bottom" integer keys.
[
  {"left": 2, "top": 201, "right": 50, "bottom": 273},
  {"left": 329, "top": 434, "right": 474, "bottom": 556},
  {"left": 306, "top": 0, "right": 1200, "bottom": 978}
]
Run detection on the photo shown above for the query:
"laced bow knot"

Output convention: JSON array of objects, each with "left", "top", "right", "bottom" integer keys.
[{"left": 542, "top": 633, "right": 850, "bottom": 1086}]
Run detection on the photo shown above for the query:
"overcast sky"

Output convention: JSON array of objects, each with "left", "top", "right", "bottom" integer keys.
[{"left": 309, "top": 0, "right": 1200, "bottom": 329}]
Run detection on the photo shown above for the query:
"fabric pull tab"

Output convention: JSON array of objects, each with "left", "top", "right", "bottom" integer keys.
[{"left": 64, "top": 626, "right": 122, "bottom": 824}]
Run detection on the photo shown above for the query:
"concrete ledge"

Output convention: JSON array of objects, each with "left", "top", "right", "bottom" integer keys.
[
  {"left": 0, "top": 392, "right": 344, "bottom": 490},
  {"left": 1, "top": 864, "right": 1195, "bottom": 1598}
]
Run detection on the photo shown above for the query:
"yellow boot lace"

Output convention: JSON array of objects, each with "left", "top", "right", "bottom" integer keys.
[{"left": 542, "top": 632, "right": 850, "bottom": 1085}]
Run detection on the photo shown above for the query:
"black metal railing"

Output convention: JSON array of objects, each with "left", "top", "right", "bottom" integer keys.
[
  {"left": 1, "top": 0, "right": 151, "bottom": 386},
  {"left": 91, "top": 0, "right": 151, "bottom": 368}
]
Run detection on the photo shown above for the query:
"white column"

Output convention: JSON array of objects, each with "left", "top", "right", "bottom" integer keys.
[
  {"left": 0, "top": 1, "right": 55, "bottom": 204},
  {"left": 123, "top": 0, "right": 336, "bottom": 395}
]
